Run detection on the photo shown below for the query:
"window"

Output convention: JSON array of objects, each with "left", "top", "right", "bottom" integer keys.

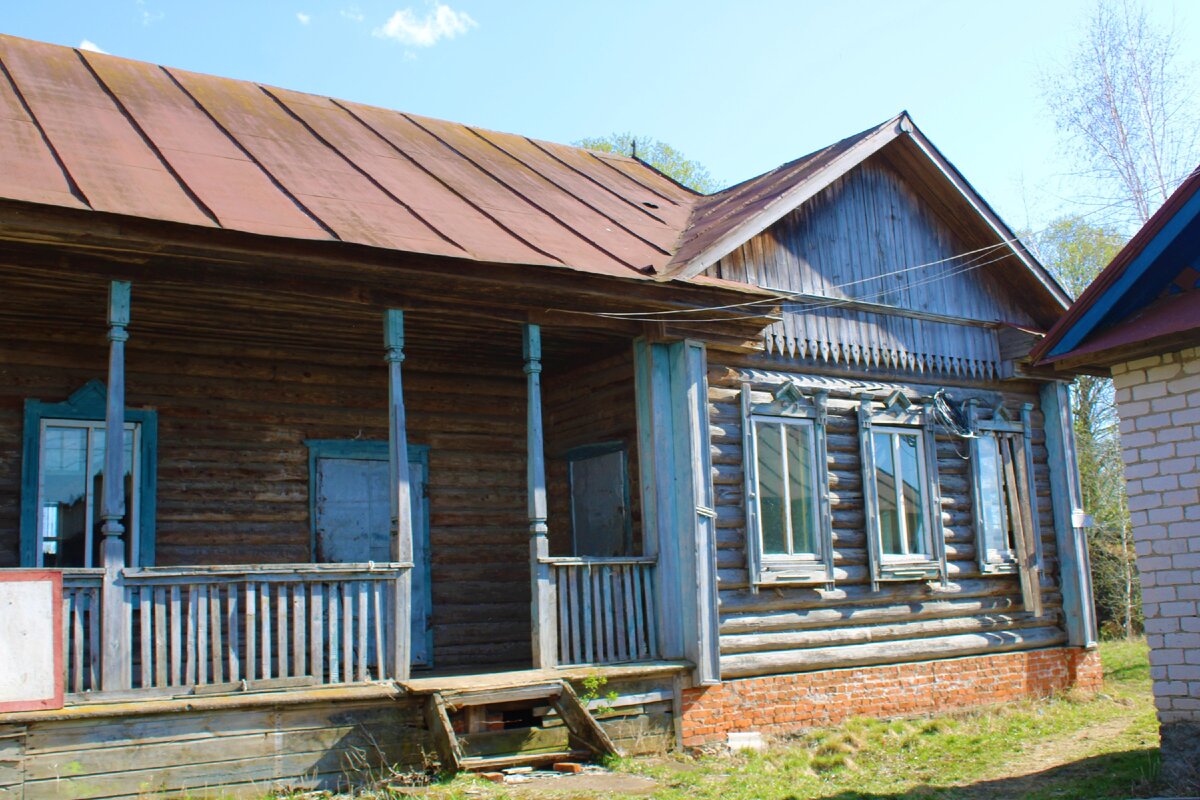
[
  {"left": 966, "top": 401, "right": 1044, "bottom": 615},
  {"left": 566, "top": 443, "right": 632, "bottom": 557},
  {"left": 871, "top": 427, "right": 931, "bottom": 559},
  {"left": 37, "top": 420, "right": 139, "bottom": 568},
  {"left": 858, "top": 391, "right": 946, "bottom": 588},
  {"left": 742, "top": 382, "right": 833, "bottom": 586},
  {"left": 21, "top": 381, "right": 157, "bottom": 568}
]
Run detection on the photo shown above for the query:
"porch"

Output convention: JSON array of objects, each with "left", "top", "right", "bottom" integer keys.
[{"left": 0, "top": 264, "right": 722, "bottom": 704}]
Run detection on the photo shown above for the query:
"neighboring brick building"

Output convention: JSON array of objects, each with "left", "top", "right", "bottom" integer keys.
[{"left": 1035, "top": 167, "right": 1200, "bottom": 795}]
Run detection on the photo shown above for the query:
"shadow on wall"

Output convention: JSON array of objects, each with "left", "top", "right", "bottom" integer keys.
[{"left": 801, "top": 748, "right": 1162, "bottom": 800}]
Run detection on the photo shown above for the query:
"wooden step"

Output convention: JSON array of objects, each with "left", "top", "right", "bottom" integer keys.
[
  {"left": 459, "top": 749, "right": 592, "bottom": 772},
  {"left": 423, "top": 679, "right": 619, "bottom": 774}
]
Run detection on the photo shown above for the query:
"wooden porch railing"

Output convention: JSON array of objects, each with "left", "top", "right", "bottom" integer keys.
[
  {"left": 548, "top": 557, "right": 658, "bottom": 666},
  {"left": 62, "top": 563, "right": 410, "bottom": 697},
  {"left": 63, "top": 569, "right": 104, "bottom": 693}
]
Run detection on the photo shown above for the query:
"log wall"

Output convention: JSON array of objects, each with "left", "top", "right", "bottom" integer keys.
[
  {"left": 707, "top": 355, "right": 1068, "bottom": 677},
  {"left": 0, "top": 291, "right": 538, "bottom": 669}
]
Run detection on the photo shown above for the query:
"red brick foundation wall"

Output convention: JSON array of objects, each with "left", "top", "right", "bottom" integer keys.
[{"left": 680, "top": 647, "right": 1102, "bottom": 748}]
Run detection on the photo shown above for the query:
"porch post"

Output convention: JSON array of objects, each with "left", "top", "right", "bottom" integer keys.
[
  {"left": 384, "top": 310, "right": 413, "bottom": 681},
  {"left": 100, "top": 280, "right": 131, "bottom": 691},
  {"left": 523, "top": 324, "right": 556, "bottom": 668}
]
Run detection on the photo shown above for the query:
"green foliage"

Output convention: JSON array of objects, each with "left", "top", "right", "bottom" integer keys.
[
  {"left": 580, "top": 672, "right": 619, "bottom": 716},
  {"left": 1029, "top": 216, "right": 1139, "bottom": 638},
  {"left": 574, "top": 133, "right": 719, "bottom": 193}
]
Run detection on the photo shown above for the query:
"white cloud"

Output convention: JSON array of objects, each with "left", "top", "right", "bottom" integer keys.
[
  {"left": 297, "top": 11, "right": 311, "bottom": 24},
  {"left": 340, "top": 6, "right": 365, "bottom": 22},
  {"left": 373, "top": 3, "right": 476, "bottom": 47},
  {"left": 78, "top": 39, "right": 108, "bottom": 54},
  {"left": 142, "top": 10, "right": 164, "bottom": 25}
]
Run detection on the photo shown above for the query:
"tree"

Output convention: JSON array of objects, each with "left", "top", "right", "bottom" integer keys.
[
  {"left": 574, "top": 133, "right": 719, "bottom": 194},
  {"left": 1030, "top": 217, "right": 1139, "bottom": 637},
  {"left": 1042, "top": 0, "right": 1200, "bottom": 230}
]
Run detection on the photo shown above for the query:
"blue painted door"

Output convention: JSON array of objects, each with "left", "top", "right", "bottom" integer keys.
[{"left": 314, "top": 454, "right": 431, "bottom": 667}]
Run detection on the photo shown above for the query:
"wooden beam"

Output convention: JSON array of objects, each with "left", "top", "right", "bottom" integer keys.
[
  {"left": 100, "top": 280, "right": 131, "bottom": 692},
  {"left": 524, "top": 324, "right": 556, "bottom": 668},
  {"left": 384, "top": 309, "right": 413, "bottom": 681}
]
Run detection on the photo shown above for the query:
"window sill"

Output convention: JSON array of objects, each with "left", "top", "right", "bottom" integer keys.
[
  {"left": 754, "top": 565, "right": 829, "bottom": 586},
  {"left": 877, "top": 560, "right": 941, "bottom": 581}
]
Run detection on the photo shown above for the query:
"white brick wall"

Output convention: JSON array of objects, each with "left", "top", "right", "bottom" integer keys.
[{"left": 1112, "top": 346, "right": 1200, "bottom": 727}]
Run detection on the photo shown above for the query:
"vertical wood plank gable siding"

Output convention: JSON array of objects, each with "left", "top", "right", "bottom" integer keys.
[
  {"left": 543, "top": 351, "right": 642, "bottom": 557},
  {"left": 0, "top": 325, "right": 532, "bottom": 669},
  {"left": 707, "top": 356, "right": 1066, "bottom": 676},
  {"left": 705, "top": 162, "right": 1037, "bottom": 378}
]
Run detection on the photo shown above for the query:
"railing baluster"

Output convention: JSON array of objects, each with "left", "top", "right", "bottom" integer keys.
[
  {"left": 293, "top": 584, "right": 306, "bottom": 679},
  {"left": 87, "top": 587, "right": 101, "bottom": 691},
  {"left": 196, "top": 584, "right": 209, "bottom": 685},
  {"left": 643, "top": 565, "right": 657, "bottom": 657},
  {"left": 372, "top": 582, "right": 384, "bottom": 681},
  {"left": 310, "top": 583, "right": 324, "bottom": 683},
  {"left": 276, "top": 584, "right": 288, "bottom": 679},
  {"left": 138, "top": 586, "right": 152, "bottom": 688},
  {"left": 185, "top": 585, "right": 197, "bottom": 686},
  {"left": 170, "top": 585, "right": 182, "bottom": 686},
  {"left": 616, "top": 566, "right": 630, "bottom": 662},
  {"left": 354, "top": 582, "right": 367, "bottom": 682},
  {"left": 154, "top": 588, "right": 168, "bottom": 687},
  {"left": 70, "top": 591, "right": 83, "bottom": 692},
  {"left": 555, "top": 567, "right": 566, "bottom": 665},
  {"left": 260, "top": 582, "right": 271, "bottom": 680},
  {"left": 631, "top": 565, "right": 646, "bottom": 660},
  {"left": 209, "top": 583, "right": 222, "bottom": 683},
  {"left": 328, "top": 583, "right": 339, "bottom": 683},
  {"left": 342, "top": 582, "right": 353, "bottom": 683},
  {"left": 244, "top": 583, "right": 256, "bottom": 682},
  {"left": 583, "top": 564, "right": 595, "bottom": 663},
  {"left": 226, "top": 584, "right": 239, "bottom": 683}
]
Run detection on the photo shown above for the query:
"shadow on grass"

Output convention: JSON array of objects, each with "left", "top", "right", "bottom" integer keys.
[{"left": 794, "top": 748, "right": 1161, "bottom": 800}]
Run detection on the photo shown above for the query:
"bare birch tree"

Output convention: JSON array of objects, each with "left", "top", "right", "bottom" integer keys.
[{"left": 1043, "top": 0, "right": 1200, "bottom": 229}]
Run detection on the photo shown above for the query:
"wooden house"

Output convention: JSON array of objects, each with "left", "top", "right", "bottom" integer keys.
[
  {"left": 1033, "top": 166, "right": 1200, "bottom": 793},
  {"left": 0, "top": 33, "right": 1100, "bottom": 798}
]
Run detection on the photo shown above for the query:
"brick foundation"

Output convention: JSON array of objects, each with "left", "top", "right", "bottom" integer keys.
[{"left": 679, "top": 647, "right": 1102, "bottom": 747}]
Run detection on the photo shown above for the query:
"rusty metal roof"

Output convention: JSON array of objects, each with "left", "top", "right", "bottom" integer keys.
[
  {"left": 0, "top": 34, "right": 1058, "bottom": 307},
  {"left": 0, "top": 34, "right": 700, "bottom": 280}
]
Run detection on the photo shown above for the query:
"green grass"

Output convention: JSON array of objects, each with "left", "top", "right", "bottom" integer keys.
[{"left": 404, "top": 639, "right": 1160, "bottom": 800}]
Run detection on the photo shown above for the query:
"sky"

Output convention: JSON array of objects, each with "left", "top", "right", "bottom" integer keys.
[{"left": 3, "top": 0, "right": 1197, "bottom": 237}]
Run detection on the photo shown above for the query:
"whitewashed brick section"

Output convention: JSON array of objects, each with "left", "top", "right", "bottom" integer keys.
[{"left": 1117, "top": 346, "right": 1200, "bottom": 729}]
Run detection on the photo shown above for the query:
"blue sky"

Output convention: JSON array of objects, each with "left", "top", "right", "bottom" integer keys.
[{"left": 4, "top": 1, "right": 1197, "bottom": 235}]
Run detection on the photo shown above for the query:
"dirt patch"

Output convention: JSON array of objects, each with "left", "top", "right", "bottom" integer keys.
[{"left": 505, "top": 772, "right": 658, "bottom": 796}]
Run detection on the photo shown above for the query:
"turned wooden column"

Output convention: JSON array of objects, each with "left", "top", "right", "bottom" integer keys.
[
  {"left": 524, "top": 324, "right": 556, "bottom": 668},
  {"left": 100, "top": 280, "right": 131, "bottom": 691},
  {"left": 384, "top": 309, "right": 413, "bottom": 681}
]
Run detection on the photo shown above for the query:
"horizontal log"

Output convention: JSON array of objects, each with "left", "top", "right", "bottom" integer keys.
[
  {"left": 719, "top": 625, "right": 1068, "bottom": 678},
  {"left": 720, "top": 609, "right": 1059, "bottom": 654}
]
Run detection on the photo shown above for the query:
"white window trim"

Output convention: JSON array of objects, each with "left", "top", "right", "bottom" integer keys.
[
  {"left": 858, "top": 391, "right": 947, "bottom": 591},
  {"left": 35, "top": 418, "right": 141, "bottom": 569},
  {"left": 741, "top": 382, "right": 834, "bottom": 589}
]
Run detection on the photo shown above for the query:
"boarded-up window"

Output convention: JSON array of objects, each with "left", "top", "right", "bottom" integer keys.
[
  {"left": 967, "top": 401, "right": 1043, "bottom": 617},
  {"left": 567, "top": 444, "right": 631, "bottom": 557}
]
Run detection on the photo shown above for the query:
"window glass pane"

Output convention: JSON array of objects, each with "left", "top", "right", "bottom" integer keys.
[
  {"left": 899, "top": 433, "right": 927, "bottom": 555},
  {"left": 756, "top": 422, "right": 787, "bottom": 555},
  {"left": 873, "top": 431, "right": 902, "bottom": 555},
  {"left": 785, "top": 423, "right": 816, "bottom": 555},
  {"left": 977, "top": 435, "right": 1007, "bottom": 559},
  {"left": 39, "top": 426, "right": 88, "bottom": 568},
  {"left": 89, "top": 428, "right": 136, "bottom": 567}
]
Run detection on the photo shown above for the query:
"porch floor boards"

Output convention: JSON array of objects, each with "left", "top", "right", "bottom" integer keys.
[{"left": 399, "top": 660, "right": 691, "bottom": 695}]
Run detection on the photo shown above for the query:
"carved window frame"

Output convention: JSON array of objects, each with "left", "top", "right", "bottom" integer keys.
[
  {"left": 742, "top": 382, "right": 834, "bottom": 589},
  {"left": 858, "top": 391, "right": 947, "bottom": 590},
  {"left": 965, "top": 401, "right": 1043, "bottom": 576}
]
